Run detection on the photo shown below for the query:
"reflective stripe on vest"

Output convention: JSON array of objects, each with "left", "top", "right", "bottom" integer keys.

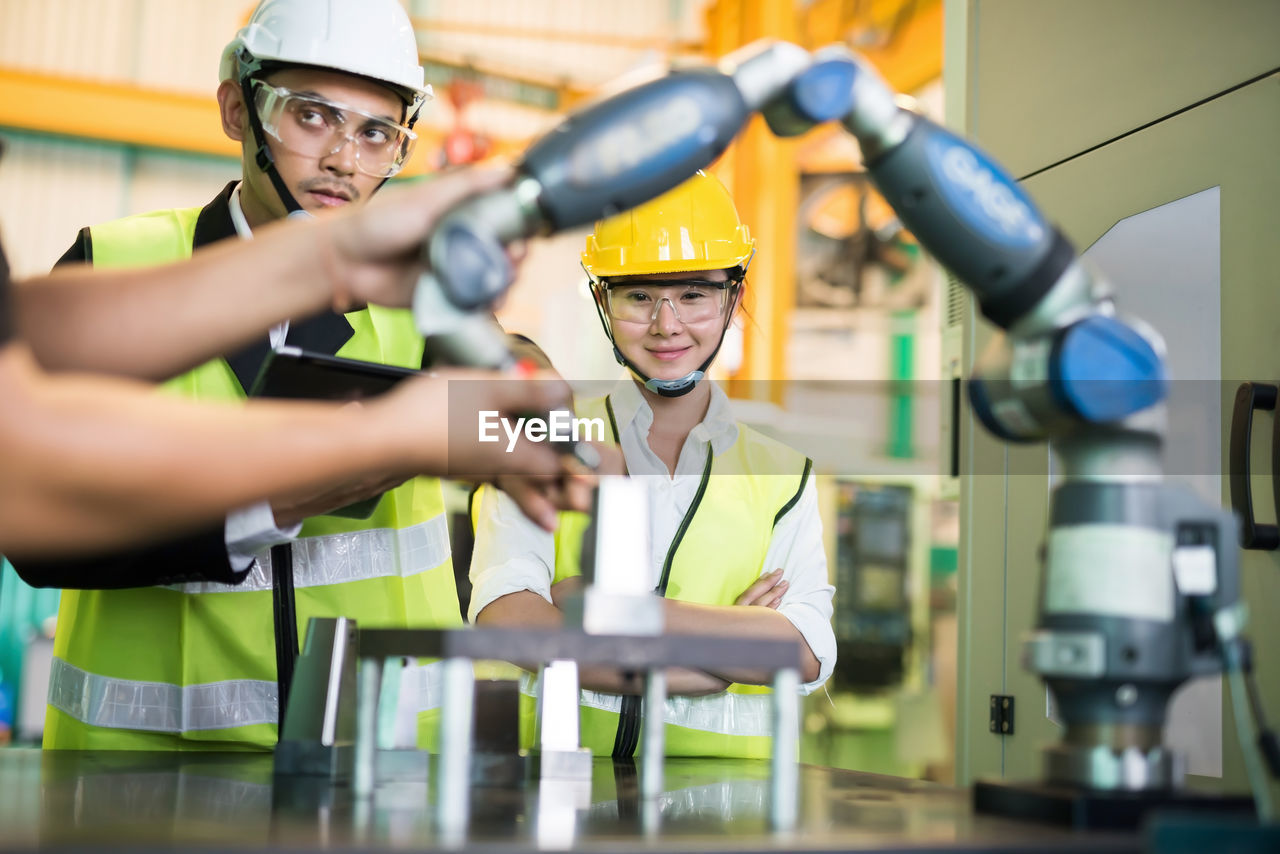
[
  {"left": 49, "top": 656, "right": 448, "bottom": 734},
  {"left": 164, "top": 514, "right": 450, "bottom": 594},
  {"left": 48, "top": 656, "right": 277, "bottom": 733}
]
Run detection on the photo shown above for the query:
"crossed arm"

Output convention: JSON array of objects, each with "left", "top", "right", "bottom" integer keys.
[{"left": 473, "top": 569, "right": 820, "bottom": 696}]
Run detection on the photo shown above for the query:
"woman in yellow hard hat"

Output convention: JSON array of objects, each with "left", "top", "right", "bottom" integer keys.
[{"left": 469, "top": 170, "right": 835, "bottom": 759}]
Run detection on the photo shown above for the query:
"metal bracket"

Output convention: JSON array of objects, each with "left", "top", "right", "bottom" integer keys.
[{"left": 990, "top": 694, "right": 1015, "bottom": 735}]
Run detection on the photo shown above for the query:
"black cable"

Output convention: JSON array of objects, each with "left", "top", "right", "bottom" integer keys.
[{"left": 1240, "top": 640, "right": 1280, "bottom": 779}]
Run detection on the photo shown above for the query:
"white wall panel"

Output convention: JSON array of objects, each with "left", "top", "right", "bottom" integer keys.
[
  {"left": 0, "top": 0, "right": 247, "bottom": 92},
  {"left": 0, "top": 135, "right": 235, "bottom": 278},
  {"left": 0, "top": 0, "right": 137, "bottom": 80},
  {"left": 0, "top": 135, "right": 126, "bottom": 277},
  {"left": 125, "top": 150, "right": 238, "bottom": 218},
  {"left": 133, "top": 0, "right": 248, "bottom": 93}
]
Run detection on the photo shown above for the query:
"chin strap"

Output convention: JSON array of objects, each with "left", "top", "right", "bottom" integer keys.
[
  {"left": 236, "top": 50, "right": 305, "bottom": 216},
  {"left": 590, "top": 278, "right": 741, "bottom": 398}
]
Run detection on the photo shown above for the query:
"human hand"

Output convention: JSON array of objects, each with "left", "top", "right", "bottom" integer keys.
[
  {"left": 494, "top": 444, "right": 623, "bottom": 530},
  {"left": 321, "top": 167, "right": 514, "bottom": 312},
  {"left": 734, "top": 568, "right": 788, "bottom": 609},
  {"left": 496, "top": 472, "right": 593, "bottom": 532},
  {"left": 373, "top": 369, "right": 589, "bottom": 482}
]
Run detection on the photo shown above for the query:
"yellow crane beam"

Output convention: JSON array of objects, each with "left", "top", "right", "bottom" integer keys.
[{"left": 0, "top": 67, "right": 239, "bottom": 159}]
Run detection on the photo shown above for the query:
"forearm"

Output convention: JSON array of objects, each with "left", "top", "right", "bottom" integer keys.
[
  {"left": 0, "top": 346, "right": 405, "bottom": 559},
  {"left": 475, "top": 591, "right": 729, "bottom": 697},
  {"left": 662, "top": 599, "right": 822, "bottom": 685},
  {"left": 15, "top": 215, "right": 333, "bottom": 380},
  {"left": 9, "top": 525, "right": 236, "bottom": 590}
]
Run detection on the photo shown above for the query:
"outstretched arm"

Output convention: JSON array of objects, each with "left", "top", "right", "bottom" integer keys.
[
  {"left": 13, "top": 169, "right": 510, "bottom": 380},
  {"left": 0, "top": 344, "right": 578, "bottom": 560}
]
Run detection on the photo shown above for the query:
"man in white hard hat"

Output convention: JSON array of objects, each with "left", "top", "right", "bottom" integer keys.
[{"left": 18, "top": 0, "right": 542, "bottom": 752}]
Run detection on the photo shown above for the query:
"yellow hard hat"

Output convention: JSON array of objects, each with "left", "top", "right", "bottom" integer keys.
[{"left": 582, "top": 170, "right": 755, "bottom": 278}]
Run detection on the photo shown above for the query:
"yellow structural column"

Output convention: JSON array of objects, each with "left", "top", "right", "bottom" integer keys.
[{"left": 706, "top": 0, "right": 798, "bottom": 401}]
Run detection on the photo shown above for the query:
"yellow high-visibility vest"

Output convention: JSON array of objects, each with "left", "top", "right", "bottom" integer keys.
[
  {"left": 44, "top": 205, "right": 461, "bottom": 751},
  {"left": 511, "top": 393, "right": 812, "bottom": 759}
]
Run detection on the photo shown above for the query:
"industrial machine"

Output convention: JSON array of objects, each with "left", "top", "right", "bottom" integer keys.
[
  {"left": 831, "top": 480, "right": 915, "bottom": 692},
  {"left": 404, "top": 37, "right": 1276, "bottom": 824}
]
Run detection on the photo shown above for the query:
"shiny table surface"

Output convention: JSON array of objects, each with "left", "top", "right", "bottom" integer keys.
[{"left": 0, "top": 749, "right": 1136, "bottom": 852}]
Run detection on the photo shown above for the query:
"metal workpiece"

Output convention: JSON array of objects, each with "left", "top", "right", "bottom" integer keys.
[
  {"left": 770, "top": 667, "right": 801, "bottom": 832},
  {"left": 353, "top": 654, "right": 382, "bottom": 798},
  {"left": 589, "top": 476, "right": 654, "bottom": 593},
  {"left": 536, "top": 776, "right": 592, "bottom": 849},
  {"left": 348, "top": 625, "right": 806, "bottom": 843},
  {"left": 562, "top": 589, "right": 665, "bottom": 636},
  {"left": 358, "top": 626, "right": 804, "bottom": 672},
  {"left": 437, "top": 657, "right": 476, "bottom": 843},
  {"left": 275, "top": 616, "right": 358, "bottom": 780},
  {"left": 536, "top": 660, "right": 592, "bottom": 780},
  {"left": 641, "top": 669, "right": 668, "bottom": 801}
]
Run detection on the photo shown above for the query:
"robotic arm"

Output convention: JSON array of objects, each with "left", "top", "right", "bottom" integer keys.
[
  {"left": 825, "top": 50, "right": 1262, "bottom": 797},
  {"left": 413, "top": 39, "right": 1272, "bottom": 806}
]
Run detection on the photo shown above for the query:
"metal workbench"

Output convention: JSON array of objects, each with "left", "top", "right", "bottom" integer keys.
[{"left": 0, "top": 748, "right": 1141, "bottom": 852}]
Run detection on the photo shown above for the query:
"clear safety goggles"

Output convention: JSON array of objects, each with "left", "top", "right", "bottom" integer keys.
[
  {"left": 603, "top": 279, "right": 739, "bottom": 325},
  {"left": 252, "top": 81, "right": 417, "bottom": 178}
]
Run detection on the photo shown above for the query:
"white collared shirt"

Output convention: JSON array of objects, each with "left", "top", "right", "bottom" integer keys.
[
  {"left": 469, "top": 377, "right": 836, "bottom": 694},
  {"left": 224, "top": 183, "right": 301, "bottom": 569}
]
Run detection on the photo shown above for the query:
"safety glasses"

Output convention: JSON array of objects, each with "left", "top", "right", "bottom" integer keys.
[
  {"left": 602, "top": 278, "right": 740, "bottom": 325},
  {"left": 252, "top": 81, "right": 416, "bottom": 178}
]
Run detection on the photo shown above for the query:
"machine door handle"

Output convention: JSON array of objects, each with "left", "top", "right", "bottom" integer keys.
[{"left": 1229, "top": 381, "right": 1279, "bottom": 550}]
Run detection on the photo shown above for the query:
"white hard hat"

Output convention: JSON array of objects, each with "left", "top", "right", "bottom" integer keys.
[{"left": 219, "top": 0, "right": 431, "bottom": 108}]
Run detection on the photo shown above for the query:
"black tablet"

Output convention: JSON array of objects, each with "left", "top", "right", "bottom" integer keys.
[
  {"left": 248, "top": 346, "right": 421, "bottom": 518},
  {"left": 248, "top": 346, "right": 420, "bottom": 401}
]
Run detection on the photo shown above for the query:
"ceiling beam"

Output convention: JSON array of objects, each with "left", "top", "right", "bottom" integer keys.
[{"left": 0, "top": 66, "right": 527, "bottom": 175}]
